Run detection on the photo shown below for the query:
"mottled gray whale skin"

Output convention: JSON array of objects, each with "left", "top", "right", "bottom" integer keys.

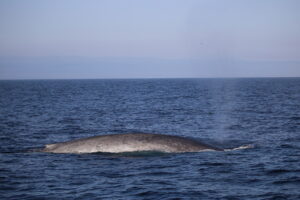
[{"left": 42, "top": 133, "right": 222, "bottom": 153}]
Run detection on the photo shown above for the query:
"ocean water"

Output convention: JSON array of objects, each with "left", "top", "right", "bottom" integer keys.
[{"left": 0, "top": 78, "right": 300, "bottom": 200}]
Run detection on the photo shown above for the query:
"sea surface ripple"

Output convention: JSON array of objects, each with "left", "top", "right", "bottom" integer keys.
[{"left": 0, "top": 78, "right": 300, "bottom": 199}]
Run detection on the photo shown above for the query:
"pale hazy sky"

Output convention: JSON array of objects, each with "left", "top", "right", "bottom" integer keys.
[{"left": 0, "top": 0, "right": 299, "bottom": 79}]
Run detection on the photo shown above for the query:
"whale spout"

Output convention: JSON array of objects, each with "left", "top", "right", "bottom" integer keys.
[{"left": 42, "top": 133, "right": 223, "bottom": 154}]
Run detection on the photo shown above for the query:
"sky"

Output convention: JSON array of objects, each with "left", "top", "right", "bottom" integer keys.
[{"left": 0, "top": 0, "right": 299, "bottom": 79}]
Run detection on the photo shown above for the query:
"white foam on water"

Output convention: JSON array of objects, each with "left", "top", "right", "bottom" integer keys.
[{"left": 224, "top": 144, "right": 254, "bottom": 151}]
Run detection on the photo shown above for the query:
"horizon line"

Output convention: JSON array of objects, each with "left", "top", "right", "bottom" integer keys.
[{"left": 0, "top": 76, "right": 299, "bottom": 81}]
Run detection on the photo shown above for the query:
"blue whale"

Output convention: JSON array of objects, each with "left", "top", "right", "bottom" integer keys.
[{"left": 42, "top": 133, "right": 223, "bottom": 153}]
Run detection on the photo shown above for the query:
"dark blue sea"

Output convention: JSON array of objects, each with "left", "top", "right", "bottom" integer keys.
[{"left": 1, "top": 78, "right": 300, "bottom": 200}]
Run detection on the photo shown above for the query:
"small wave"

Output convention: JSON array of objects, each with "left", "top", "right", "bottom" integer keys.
[
  {"left": 266, "top": 169, "right": 300, "bottom": 175},
  {"left": 224, "top": 144, "right": 254, "bottom": 151},
  {"left": 280, "top": 144, "right": 300, "bottom": 149},
  {"left": 272, "top": 177, "right": 300, "bottom": 185},
  {"left": 26, "top": 147, "right": 45, "bottom": 153},
  {"left": 289, "top": 116, "right": 300, "bottom": 120},
  {"left": 202, "top": 162, "right": 228, "bottom": 166},
  {"left": 0, "top": 147, "right": 45, "bottom": 154}
]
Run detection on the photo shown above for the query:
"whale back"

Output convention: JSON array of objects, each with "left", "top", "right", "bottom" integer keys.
[{"left": 42, "top": 133, "right": 221, "bottom": 153}]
